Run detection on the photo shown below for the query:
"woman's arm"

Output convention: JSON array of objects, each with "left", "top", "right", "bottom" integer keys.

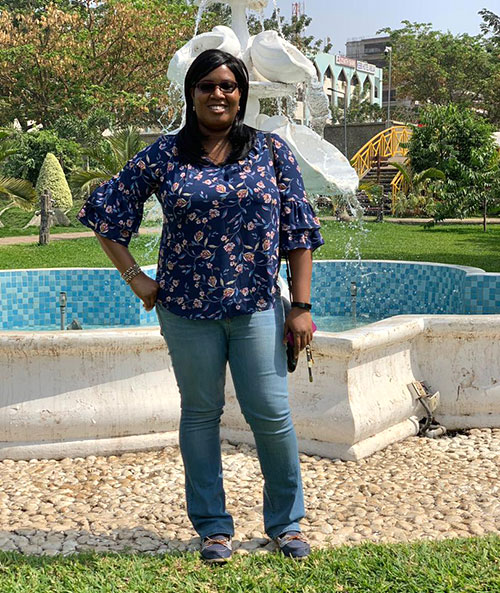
[
  {"left": 269, "top": 133, "right": 323, "bottom": 355},
  {"left": 95, "top": 234, "right": 159, "bottom": 311},
  {"left": 283, "top": 247, "right": 313, "bottom": 357}
]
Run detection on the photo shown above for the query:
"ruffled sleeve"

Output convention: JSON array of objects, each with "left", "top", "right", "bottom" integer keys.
[
  {"left": 270, "top": 134, "right": 324, "bottom": 253},
  {"left": 77, "top": 136, "right": 167, "bottom": 247}
]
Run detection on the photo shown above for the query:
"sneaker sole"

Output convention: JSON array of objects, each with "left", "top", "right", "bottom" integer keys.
[
  {"left": 280, "top": 551, "right": 309, "bottom": 561},
  {"left": 202, "top": 555, "right": 232, "bottom": 564}
]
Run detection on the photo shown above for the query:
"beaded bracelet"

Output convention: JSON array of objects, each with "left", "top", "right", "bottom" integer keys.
[{"left": 121, "top": 263, "right": 142, "bottom": 285}]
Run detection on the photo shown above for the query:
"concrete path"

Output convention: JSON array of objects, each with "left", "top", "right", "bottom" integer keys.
[
  {"left": 0, "top": 227, "right": 161, "bottom": 246},
  {"left": 319, "top": 216, "right": 500, "bottom": 225},
  {"left": 1, "top": 218, "right": 499, "bottom": 246}
]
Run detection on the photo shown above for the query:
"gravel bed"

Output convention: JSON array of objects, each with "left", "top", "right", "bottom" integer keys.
[{"left": 0, "top": 428, "right": 498, "bottom": 556}]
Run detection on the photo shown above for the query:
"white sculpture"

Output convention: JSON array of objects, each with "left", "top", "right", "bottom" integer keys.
[
  {"left": 167, "top": 0, "right": 358, "bottom": 197},
  {"left": 167, "top": 26, "right": 241, "bottom": 87},
  {"left": 268, "top": 121, "right": 358, "bottom": 196},
  {"left": 250, "top": 30, "right": 317, "bottom": 83}
]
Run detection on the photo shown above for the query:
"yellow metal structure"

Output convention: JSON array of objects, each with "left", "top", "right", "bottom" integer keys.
[
  {"left": 390, "top": 169, "right": 410, "bottom": 210},
  {"left": 350, "top": 125, "right": 412, "bottom": 213}
]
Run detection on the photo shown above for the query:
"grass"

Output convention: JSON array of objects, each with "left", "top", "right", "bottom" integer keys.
[
  {"left": 0, "top": 235, "right": 156, "bottom": 269},
  {"left": 317, "top": 221, "right": 500, "bottom": 272},
  {"left": 0, "top": 221, "right": 499, "bottom": 272},
  {"left": 0, "top": 204, "right": 159, "bottom": 238},
  {"left": 0, "top": 205, "right": 88, "bottom": 238},
  {"left": 0, "top": 536, "right": 498, "bottom": 592},
  {"left": 0, "top": 226, "right": 91, "bottom": 238}
]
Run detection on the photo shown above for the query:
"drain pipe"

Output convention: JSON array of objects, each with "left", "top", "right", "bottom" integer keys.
[
  {"left": 59, "top": 291, "right": 67, "bottom": 330},
  {"left": 408, "top": 381, "right": 447, "bottom": 438},
  {"left": 350, "top": 281, "right": 357, "bottom": 323}
]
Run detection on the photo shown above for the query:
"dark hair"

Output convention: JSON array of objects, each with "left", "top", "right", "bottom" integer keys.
[{"left": 176, "top": 49, "right": 256, "bottom": 165}]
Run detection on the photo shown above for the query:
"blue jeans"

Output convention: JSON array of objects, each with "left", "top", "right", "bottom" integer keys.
[{"left": 156, "top": 302, "right": 305, "bottom": 539}]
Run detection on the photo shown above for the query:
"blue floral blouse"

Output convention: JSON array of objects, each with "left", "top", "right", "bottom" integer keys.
[{"left": 78, "top": 131, "right": 324, "bottom": 319}]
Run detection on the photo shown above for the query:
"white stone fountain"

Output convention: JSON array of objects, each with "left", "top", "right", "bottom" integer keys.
[
  {"left": 4, "top": 0, "right": 498, "bottom": 464},
  {"left": 167, "top": 0, "right": 359, "bottom": 197}
]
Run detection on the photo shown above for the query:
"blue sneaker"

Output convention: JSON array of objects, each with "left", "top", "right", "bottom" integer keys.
[
  {"left": 275, "top": 531, "right": 310, "bottom": 560},
  {"left": 200, "top": 534, "right": 232, "bottom": 563}
]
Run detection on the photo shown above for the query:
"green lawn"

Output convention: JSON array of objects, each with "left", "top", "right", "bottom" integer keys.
[
  {"left": 0, "top": 537, "right": 498, "bottom": 593},
  {"left": 0, "top": 205, "right": 156, "bottom": 238},
  {"left": 317, "top": 221, "right": 500, "bottom": 272},
  {"left": 0, "top": 226, "right": 91, "bottom": 239},
  {"left": 0, "top": 221, "right": 499, "bottom": 271},
  {"left": 0, "top": 205, "right": 85, "bottom": 231}
]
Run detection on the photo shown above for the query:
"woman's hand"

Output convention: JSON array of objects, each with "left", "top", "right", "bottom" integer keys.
[
  {"left": 129, "top": 273, "right": 159, "bottom": 311},
  {"left": 283, "top": 309, "right": 313, "bottom": 358}
]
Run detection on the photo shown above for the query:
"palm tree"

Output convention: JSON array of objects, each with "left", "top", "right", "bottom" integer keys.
[
  {"left": 391, "top": 162, "right": 446, "bottom": 218},
  {"left": 358, "top": 181, "right": 385, "bottom": 221},
  {"left": 70, "top": 126, "right": 147, "bottom": 196},
  {"left": 392, "top": 162, "right": 446, "bottom": 197},
  {"left": 0, "top": 127, "right": 36, "bottom": 211}
]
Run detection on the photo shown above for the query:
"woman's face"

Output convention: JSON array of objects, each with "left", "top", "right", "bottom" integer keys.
[{"left": 191, "top": 65, "right": 242, "bottom": 134}]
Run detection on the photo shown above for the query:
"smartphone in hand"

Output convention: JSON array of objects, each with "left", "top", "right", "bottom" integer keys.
[{"left": 286, "top": 321, "right": 317, "bottom": 374}]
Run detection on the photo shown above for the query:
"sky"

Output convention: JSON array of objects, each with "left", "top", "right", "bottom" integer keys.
[{"left": 261, "top": 0, "right": 497, "bottom": 54}]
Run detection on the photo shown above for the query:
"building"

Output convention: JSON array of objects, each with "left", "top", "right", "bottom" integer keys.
[
  {"left": 314, "top": 52, "right": 383, "bottom": 113},
  {"left": 346, "top": 36, "right": 399, "bottom": 109},
  {"left": 345, "top": 36, "right": 389, "bottom": 69}
]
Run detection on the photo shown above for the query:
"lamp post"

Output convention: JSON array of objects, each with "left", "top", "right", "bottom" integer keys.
[
  {"left": 384, "top": 46, "right": 392, "bottom": 125},
  {"left": 328, "top": 88, "right": 348, "bottom": 157}
]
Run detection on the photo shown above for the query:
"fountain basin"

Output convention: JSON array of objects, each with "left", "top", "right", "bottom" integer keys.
[{"left": 1, "top": 260, "right": 499, "bottom": 460}]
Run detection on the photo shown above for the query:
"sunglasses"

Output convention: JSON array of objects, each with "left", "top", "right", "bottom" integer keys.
[{"left": 194, "top": 81, "right": 239, "bottom": 94}]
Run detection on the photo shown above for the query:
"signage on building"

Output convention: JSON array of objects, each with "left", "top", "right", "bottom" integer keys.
[
  {"left": 335, "top": 55, "right": 356, "bottom": 69},
  {"left": 335, "top": 55, "right": 377, "bottom": 74},
  {"left": 357, "top": 60, "right": 376, "bottom": 75}
]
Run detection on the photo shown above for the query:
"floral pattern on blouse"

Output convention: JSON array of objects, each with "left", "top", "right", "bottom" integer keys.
[{"left": 78, "top": 131, "right": 324, "bottom": 319}]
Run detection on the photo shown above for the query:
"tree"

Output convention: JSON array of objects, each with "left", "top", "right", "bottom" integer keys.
[
  {"left": 408, "top": 104, "right": 498, "bottom": 222},
  {"left": 0, "top": 0, "right": 80, "bottom": 11},
  {"left": 0, "top": 1, "right": 333, "bottom": 131},
  {"left": 378, "top": 21, "right": 499, "bottom": 124},
  {"left": 331, "top": 87, "right": 384, "bottom": 124},
  {"left": 248, "top": 10, "right": 332, "bottom": 58},
  {"left": 0, "top": 0, "right": 197, "bottom": 130},
  {"left": 70, "top": 126, "right": 146, "bottom": 196},
  {"left": 392, "top": 162, "right": 446, "bottom": 195},
  {"left": 35, "top": 152, "right": 72, "bottom": 209},
  {"left": 480, "top": 9, "right": 500, "bottom": 46},
  {"left": 196, "top": 3, "right": 332, "bottom": 58},
  {"left": 1, "top": 129, "right": 81, "bottom": 185},
  {"left": 391, "top": 162, "right": 445, "bottom": 217},
  {"left": 52, "top": 111, "right": 114, "bottom": 148},
  {"left": 358, "top": 182, "right": 385, "bottom": 221},
  {"left": 0, "top": 175, "right": 36, "bottom": 210},
  {"left": 477, "top": 150, "right": 500, "bottom": 231},
  {"left": 479, "top": 10, "right": 500, "bottom": 126},
  {"left": 0, "top": 127, "right": 37, "bottom": 210}
]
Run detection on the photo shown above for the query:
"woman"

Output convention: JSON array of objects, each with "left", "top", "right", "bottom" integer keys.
[{"left": 78, "top": 49, "right": 323, "bottom": 563}]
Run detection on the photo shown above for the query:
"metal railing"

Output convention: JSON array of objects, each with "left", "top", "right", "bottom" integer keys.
[
  {"left": 350, "top": 125, "right": 412, "bottom": 180},
  {"left": 390, "top": 170, "right": 410, "bottom": 212},
  {"left": 350, "top": 125, "right": 412, "bottom": 214}
]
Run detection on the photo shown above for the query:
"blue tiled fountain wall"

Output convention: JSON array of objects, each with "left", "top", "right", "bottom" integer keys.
[
  {"left": 311, "top": 261, "right": 500, "bottom": 318},
  {"left": 0, "top": 267, "right": 158, "bottom": 330},
  {"left": 0, "top": 261, "right": 499, "bottom": 330}
]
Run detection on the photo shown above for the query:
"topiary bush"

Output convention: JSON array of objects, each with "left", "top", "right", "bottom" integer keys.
[{"left": 35, "top": 153, "right": 73, "bottom": 209}]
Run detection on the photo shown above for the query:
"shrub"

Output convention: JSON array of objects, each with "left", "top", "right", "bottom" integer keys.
[
  {"left": 1, "top": 129, "right": 81, "bottom": 185},
  {"left": 409, "top": 104, "right": 498, "bottom": 219},
  {"left": 35, "top": 153, "right": 73, "bottom": 209},
  {"left": 393, "top": 192, "right": 437, "bottom": 218}
]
